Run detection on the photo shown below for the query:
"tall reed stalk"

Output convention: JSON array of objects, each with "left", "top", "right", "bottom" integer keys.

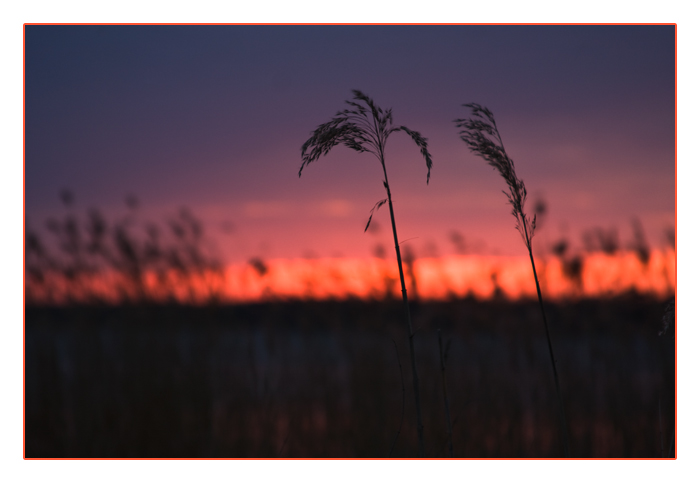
[
  {"left": 455, "top": 103, "right": 571, "bottom": 457},
  {"left": 299, "top": 90, "right": 432, "bottom": 456}
]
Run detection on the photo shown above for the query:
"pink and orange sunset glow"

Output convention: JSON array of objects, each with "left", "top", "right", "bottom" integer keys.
[
  {"left": 224, "top": 250, "right": 676, "bottom": 302},
  {"left": 26, "top": 250, "right": 675, "bottom": 304},
  {"left": 25, "top": 25, "right": 675, "bottom": 304}
]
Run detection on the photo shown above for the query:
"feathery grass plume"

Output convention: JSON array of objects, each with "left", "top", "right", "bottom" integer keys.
[
  {"left": 300, "top": 90, "right": 432, "bottom": 184},
  {"left": 455, "top": 103, "right": 571, "bottom": 457},
  {"left": 300, "top": 89, "right": 432, "bottom": 456},
  {"left": 454, "top": 104, "right": 535, "bottom": 247}
]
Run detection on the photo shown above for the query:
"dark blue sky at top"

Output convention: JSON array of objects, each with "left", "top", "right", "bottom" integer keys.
[{"left": 24, "top": 25, "right": 675, "bottom": 261}]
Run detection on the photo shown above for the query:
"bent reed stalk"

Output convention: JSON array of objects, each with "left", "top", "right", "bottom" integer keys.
[
  {"left": 455, "top": 103, "right": 571, "bottom": 457},
  {"left": 299, "top": 90, "right": 432, "bottom": 457}
]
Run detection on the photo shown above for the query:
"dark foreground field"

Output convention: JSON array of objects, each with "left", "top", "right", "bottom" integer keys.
[{"left": 25, "top": 296, "right": 675, "bottom": 458}]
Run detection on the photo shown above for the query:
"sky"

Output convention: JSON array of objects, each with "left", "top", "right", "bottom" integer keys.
[{"left": 24, "top": 25, "right": 676, "bottom": 265}]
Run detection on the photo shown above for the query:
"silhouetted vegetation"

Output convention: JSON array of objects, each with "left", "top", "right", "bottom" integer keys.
[
  {"left": 456, "top": 103, "right": 570, "bottom": 455},
  {"left": 300, "top": 90, "right": 433, "bottom": 456},
  {"left": 25, "top": 192, "right": 225, "bottom": 305},
  {"left": 25, "top": 296, "right": 675, "bottom": 458},
  {"left": 630, "top": 217, "right": 651, "bottom": 267},
  {"left": 551, "top": 237, "right": 584, "bottom": 294},
  {"left": 583, "top": 227, "right": 620, "bottom": 255}
]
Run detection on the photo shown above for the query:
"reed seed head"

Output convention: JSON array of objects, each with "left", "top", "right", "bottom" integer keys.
[
  {"left": 299, "top": 90, "right": 432, "bottom": 184},
  {"left": 455, "top": 103, "right": 535, "bottom": 248}
]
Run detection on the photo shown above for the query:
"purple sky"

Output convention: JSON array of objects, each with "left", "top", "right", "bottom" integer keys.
[{"left": 24, "top": 25, "right": 675, "bottom": 263}]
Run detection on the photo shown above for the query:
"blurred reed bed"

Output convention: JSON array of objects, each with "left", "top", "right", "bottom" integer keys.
[
  {"left": 25, "top": 296, "right": 674, "bottom": 458},
  {"left": 27, "top": 250, "right": 675, "bottom": 305},
  {"left": 186, "top": 250, "right": 675, "bottom": 303},
  {"left": 25, "top": 192, "right": 225, "bottom": 305}
]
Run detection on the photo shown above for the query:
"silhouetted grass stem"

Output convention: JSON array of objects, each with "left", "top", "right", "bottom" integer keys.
[
  {"left": 524, "top": 218, "right": 570, "bottom": 457},
  {"left": 456, "top": 103, "right": 571, "bottom": 457},
  {"left": 299, "top": 90, "right": 431, "bottom": 457},
  {"left": 382, "top": 159, "right": 426, "bottom": 457}
]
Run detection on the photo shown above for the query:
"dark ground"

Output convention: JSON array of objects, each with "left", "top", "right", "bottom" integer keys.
[{"left": 24, "top": 295, "right": 675, "bottom": 458}]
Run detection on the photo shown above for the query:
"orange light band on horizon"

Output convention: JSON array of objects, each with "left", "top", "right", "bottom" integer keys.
[
  {"left": 223, "top": 249, "right": 675, "bottom": 302},
  {"left": 26, "top": 250, "right": 675, "bottom": 305}
]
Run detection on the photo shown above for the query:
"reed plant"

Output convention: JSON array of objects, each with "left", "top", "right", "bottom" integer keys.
[
  {"left": 454, "top": 103, "right": 571, "bottom": 456},
  {"left": 299, "top": 90, "right": 432, "bottom": 456}
]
